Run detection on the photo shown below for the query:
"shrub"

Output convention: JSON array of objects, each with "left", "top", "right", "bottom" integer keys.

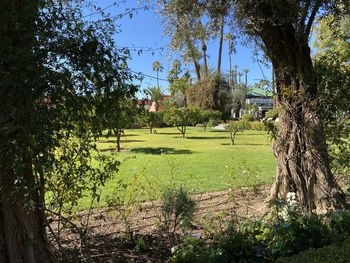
[
  {"left": 266, "top": 108, "right": 279, "bottom": 119},
  {"left": 276, "top": 240, "right": 350, "bottom": 263},
  {"left": 216, "top": 222, "right": 264, "bottom": 262},
  {"left": 330, "top": 210, "right": 350, "bottom": 240},
  {"left": 171, "top": 237, "right": 218, "bottom": 263},
  {"left": 250, "top": 121, "right": 266, "bottom": 131},
  {"left": 242, "top": 113, "right": 254, "bottom": 122},
  {"left": 161, "top": 187, "right": 197, "bottom": 235},
  {"left": 208, "top": 118, "right": 220, "bottom": 128}
]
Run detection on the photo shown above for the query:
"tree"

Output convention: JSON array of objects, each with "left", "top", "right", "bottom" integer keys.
[
  {"left": 103, "top": 99, "right": 139, "bottom": 152},
  {"left": 169, "top": 77, "right": 191, "bottom": 106},
  {"left": 225, "top": 33, "right": 236, "bottom": 86},
  {"left": 140, "top": 111, "right": 164, "bottom": 134},
  {"left": 187, "top": 73, "right": 232, "bottom": 120},
  {"left": 157, "top": 0, "right": 207, "bottom": 81},
  {"left": 164, "top": 106, "right": 201, "bottom": 138},
  {"left": 167, "top": 59, "right": 182, "bottom": 85},
  {"left": 314, "top": 15, "right": 350, "bottom": 174},
  {"left": 232, "top": 0, "right": 349, "bottom": 212},
  {"left": 200, "top": 109, "right": 222, "bottom": 131},
  {"left": 145, "top": 86, "right": 164, "bottom": 111},
  {"left": 152, "top": 61, "right": 164, "bottom": 89},
  {"left": 225, "top": 120, "right": 250, "bottom": 146},
  {"left": 0, "top": 1, "right": 136, "bottom": 261}
]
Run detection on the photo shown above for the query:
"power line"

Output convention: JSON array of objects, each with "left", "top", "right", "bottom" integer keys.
[
  {"left": 130, "top": 70, "right": 170, "bottom": 82},
  {"left": 83, "top": 1, "right": 126, "bottom": 18}
]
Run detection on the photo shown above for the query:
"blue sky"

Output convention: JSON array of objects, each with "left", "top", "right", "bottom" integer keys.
[{"left": 91, "top": 0, "right": 272, "bottom": 98}]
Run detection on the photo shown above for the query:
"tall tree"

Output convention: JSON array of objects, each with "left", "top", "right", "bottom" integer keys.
[
  {"left": 0, "top": 1, "right": 137, "bottom": 261},
  {"left": 167, "top": 59, "right": 182, "bottom": 85},
  {"left": 0, "top": 1, "right": 57, "bottom": 262},
  {"left": 233, "top": 0, "right": 349, "bottom": 212},
  {"left": 224, "top": 33, "right": 235, "bottom": 87},
  {"left": 152, "top": 60, "right": 164, "bottom": 89},
  {"left": 157, "top": 0, "right": 206, "bottom": 81}
]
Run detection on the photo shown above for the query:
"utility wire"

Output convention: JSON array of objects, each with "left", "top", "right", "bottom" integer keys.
[
  {"left": 130, "top": 70, "right": 169, "bottom": 82},
  {"left": 83, "top": 1, "right": 126, "bottom": 18}
]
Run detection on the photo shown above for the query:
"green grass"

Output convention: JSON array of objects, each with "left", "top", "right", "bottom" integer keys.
[{"left": 80, "top": 126, "right": 276, "bottom": 209}]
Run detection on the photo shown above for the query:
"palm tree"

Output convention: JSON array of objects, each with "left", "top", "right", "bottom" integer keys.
[
  {"left": 225, "top": 33, "right": 235, "bottom": 86},
  {"left": 152, "top": 61, "right": 163, "bottom": 89},
  {"left": 144, "top": 87, "right": 164, "bottom": 111},
  {"left": 243, "top": 68, "right": 249, "bottom": 86}
]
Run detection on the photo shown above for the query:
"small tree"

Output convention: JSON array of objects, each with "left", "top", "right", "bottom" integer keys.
[
  {"left": 103, "top": 99, "right": 138, "bottom": 152},
  {"left": 225, "top": 120, "right": 250, "bottom": 146},
  {"left": 200, "top": 109, "right": 222, "bottom": 131},
  {"left": 164, "top": 106, "right": 201, "bottom": 138},
  {"left": 140, "top": 111, "right": 164, "bottom": 134}
]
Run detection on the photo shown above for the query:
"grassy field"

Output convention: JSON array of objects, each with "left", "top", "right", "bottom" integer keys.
[{"left": 79, "top": 126, "right": 276, "bottom": 209}]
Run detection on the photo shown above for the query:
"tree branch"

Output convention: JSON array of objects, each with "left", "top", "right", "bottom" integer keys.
[{"left": 305, "top": 0, "right": 321, "bottom": 38}]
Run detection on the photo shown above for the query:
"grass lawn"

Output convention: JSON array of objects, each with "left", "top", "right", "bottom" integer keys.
[{"left": 79, "top": 126, "right": 276, "bottom": 209}]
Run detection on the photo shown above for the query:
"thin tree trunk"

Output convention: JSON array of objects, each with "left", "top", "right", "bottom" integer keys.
[
  {"left": 260, "top": 23, "right": 346, "bottom": 212},
  {"left": 201, "top": 40, "right": 208, "bottom": 77},
  {"left": 217, "top": 16, "right": 225, "bottom": 75},
  {"left": 185, "top": 36, "right": 201, "bottom": 81}
]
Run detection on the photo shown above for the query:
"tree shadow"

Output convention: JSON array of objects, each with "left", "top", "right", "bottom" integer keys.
[
  {"left": 99, "top": 139, "right": 144, "bottom": 144},
  {"left": 186, "top": 136, "right": 228, "bottom": 140},
  {"left": 130, "top": 147, "right": 194, "bottom": 155},
  {"left": 221, "top": 143, "right": 268, "bottom": 146},
  {"left": 157, "top": 132, "right": 180, "bottom": 135}
]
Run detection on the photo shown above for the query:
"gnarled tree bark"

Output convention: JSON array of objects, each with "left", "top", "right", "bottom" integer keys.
[{"left": 260, "top": 22, "right": 346, "bottom": 213}]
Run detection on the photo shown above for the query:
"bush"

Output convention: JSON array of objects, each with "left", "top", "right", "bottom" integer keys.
[
  {"left": 266, "top": 108, "right": 279, "bottom": 119},
  {"left": 208, "top": 118, "right": 220, "bottom": 128},
  {"left": 171, "top": 237, "right": 218, "bottom": 263},
  {"left": 276, "top": 240, "right": 350, "bottom": 263},
  {"left": 250, "top": 121, "right": 266, "bottom": 131},
  {"left": 172, "top": 208, "right": 350, "bottom": 262},
  {"left": 330, "top": 210, "right": 350, "bottom": 240},
  {"left": 161, "top": 187, "right": 197, "bottom": 235},
  {"left": 242, "top": 113, "right": 254, "bottom": 122}
]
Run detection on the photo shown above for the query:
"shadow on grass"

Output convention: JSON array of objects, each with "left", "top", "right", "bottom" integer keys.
[
  {"left": 221, "top": 143, "right": 269, "bottom": 146},
  {"left": 130, "top": 147, "right": 194, "bottom": 155},
  {"left": 186, "top": 136, "right": 228, "bottom": 140},
  {"left": 157, "top": 132, "right": 180, "bottom": 135},
  {"left": 99, "top": 139, "right": 144, "bottom": 144}
]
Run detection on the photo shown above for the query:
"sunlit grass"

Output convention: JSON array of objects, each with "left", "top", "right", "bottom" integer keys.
[{"left": 79, "top": 126, "right": 276, "bottom": 209}]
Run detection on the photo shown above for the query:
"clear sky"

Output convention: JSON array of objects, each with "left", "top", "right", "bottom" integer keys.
[{"left": 90, "top": 0, "right": 272, "bottom": 98}]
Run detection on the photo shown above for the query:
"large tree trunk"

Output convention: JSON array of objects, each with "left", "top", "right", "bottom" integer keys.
[
  {"left": 260, "top": 24, "right": 346, "bottom": 213},
  {"left": 0, "top": 1, "right": 57, "bottom": 261},
  {"left": 0, "top": 168, "right": 57, "bottom": 263}
]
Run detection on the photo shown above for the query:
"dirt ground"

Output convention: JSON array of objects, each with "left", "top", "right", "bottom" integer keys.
[{"left": 51, "top": 184, "right": 271, "bottom": 262}]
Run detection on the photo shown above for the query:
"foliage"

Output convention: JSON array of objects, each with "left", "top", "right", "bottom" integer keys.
[
  {"left": 225, "top": 120, "right": 250, "bottom": 146},
  {"left": 173, "top": 201, "right": 350, "bottom": 262},
  {"left": 231, "top": 83, "right": 247, "bottom": 116},
  {"left": 265, "top": 108, "right": 279, "bottom": 120},
  {"left": 139, "top": 111, "right": 164, "bottom": 133},
  {"left": 161, "top": 187, "right": 197, "bottom": 236},
  {"left": 167, "top": 59, "right": 183, "bottom": 85},
  {"left": 314, "top": 15, "right": 350, "bottom": 174},
  {"left": 171, "top": 237, "right": 218, "bottom": 263},
  {"left": 187, "top": 74, "right": 231, "bottom": 119},
  {"left": 163, "top": 106, "right": 202, "bottom": 138},
  {"left": 242, "top": 113, "right": 254, "bottom": 122},
  {"left": 276, "top": 240, "right": 350, "bottom": 263},
  {"left": 106, "top": 172, "right": 146, "bottom": 237},
  {"left": 145, "top": 86, "right": 164, "bottom": 103},
  {"left": 250, "top": 121, "right": 266, "bottom": 131},
  {"left": 199, "top": 109, "right": 222, "bottom": 131},
  {"left": 330, "top": 210, "right": 350, "bottom": 240},
  {"left": 103, "top": 99, "right": 139, "bottom": 152}
]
